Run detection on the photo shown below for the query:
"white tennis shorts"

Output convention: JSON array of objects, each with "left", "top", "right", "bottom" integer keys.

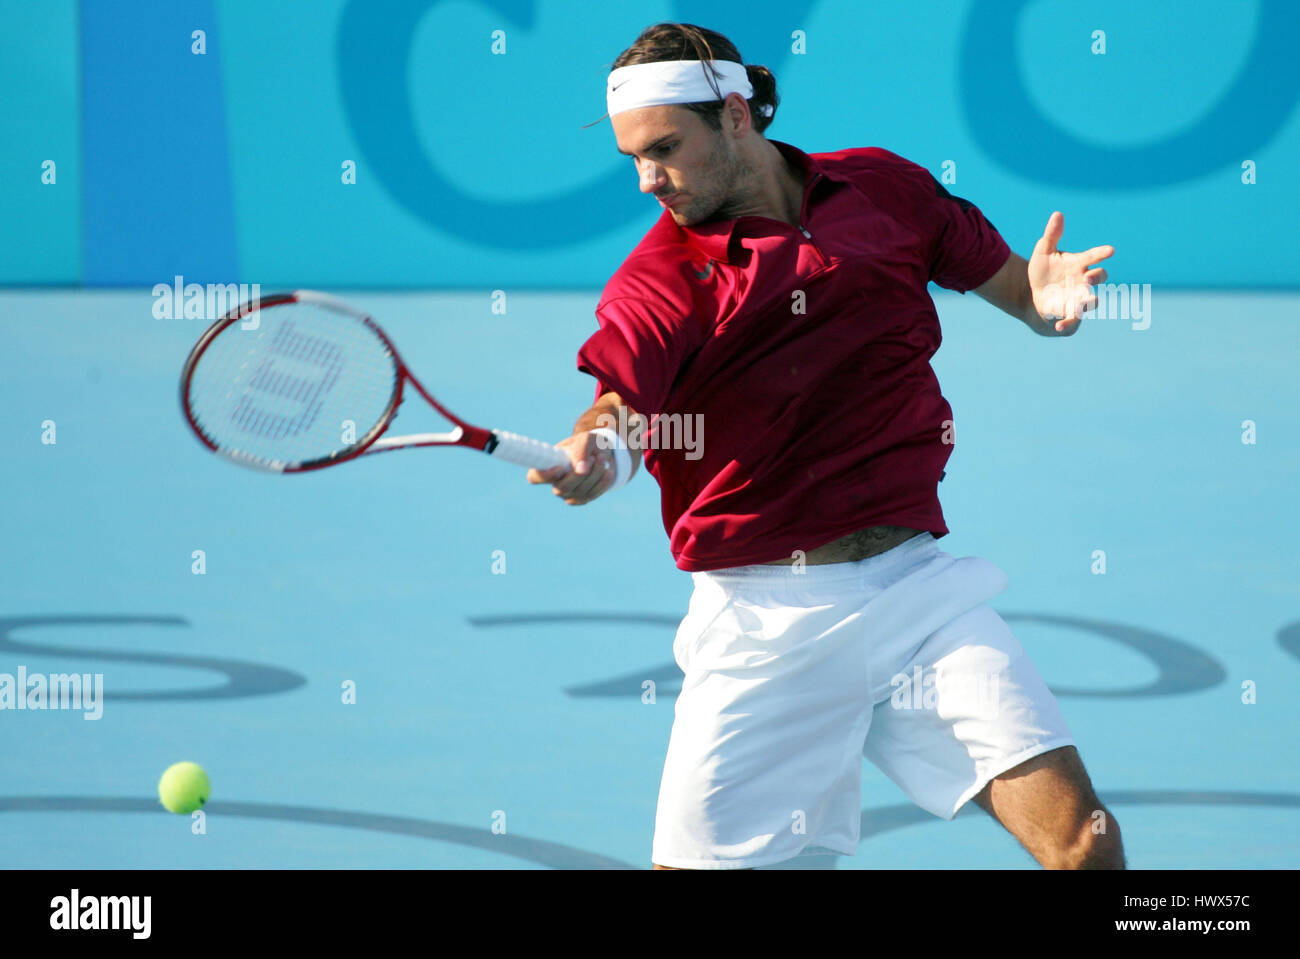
[{"left": 652, "top": 533, "right": 1074, "bottom": 870}]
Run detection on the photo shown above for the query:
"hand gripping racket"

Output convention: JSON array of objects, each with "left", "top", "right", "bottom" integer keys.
[{"left": 180, "top": 290, "right": 570, "bottom": 475}]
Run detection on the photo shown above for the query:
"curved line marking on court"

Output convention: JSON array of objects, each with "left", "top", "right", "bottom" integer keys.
[
  {"left": 0, "top": 797, "right": 636, "bottom": 870},
  {"left": 1277, "top": 620, "right": 1300, "bottom": 661},
  {"left": 5, "top": 792, "right": 1293, "bottom": 869},
  {"left": 0, "top": 615, "right": 306, "bottom": 701},
  {"left": 998, "top": 612, "right": 1226, "bottom": 697},
  {"left": 470, "top": 610, "right": 1228, "bottom": 698},
  {"left": 468, "top": 613, "right": 680, "bottom": 628},
  {"left": 861, "top": 790, "right": 1300, "bottom": 838}
]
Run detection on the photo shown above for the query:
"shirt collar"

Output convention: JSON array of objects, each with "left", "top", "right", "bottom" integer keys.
[{"left": 674, "top": 140, "right": 847, "bottom": 265}]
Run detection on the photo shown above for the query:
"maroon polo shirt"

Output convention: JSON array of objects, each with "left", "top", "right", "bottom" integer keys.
[{"left": 576, "top": 140, "right": 1011, "bottom": 571}]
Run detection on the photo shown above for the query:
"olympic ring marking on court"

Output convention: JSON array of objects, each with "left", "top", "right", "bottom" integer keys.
[
  {"left": 0, "top": 615, "right": 305, "bottom": 701},
  {"left": 4, "top": 792, "right": 1293, "bottom": 869},
  {"left": 775, "top": 790, "right": 1300, "bottom": 868},
  {"left": 0, "top": 608, "right": 1247, "bottom": 703},
  {"left": 1277, "top": 620, "right": 1300, "bottom": 662},
  {"left": 998, "top": 612, "right": 1226, "bottom": 697},
  {"left": 469, "top": 610, "right": 1232, "bottom": 698},
  {"left": 861, "top": 789, "right": 1300, "bottom": 838},
  {"left": 0, "top": 797, "right": 636, "bottom": 870}
]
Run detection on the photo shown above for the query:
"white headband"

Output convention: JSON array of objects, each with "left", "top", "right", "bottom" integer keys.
[{"left": 606, "top": 59, "right": 770, "bottom": 118}]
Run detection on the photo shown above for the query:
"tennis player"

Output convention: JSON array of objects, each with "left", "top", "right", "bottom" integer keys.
[{"left": 529, "top": 22, "right": 1125, "bottom": 870}]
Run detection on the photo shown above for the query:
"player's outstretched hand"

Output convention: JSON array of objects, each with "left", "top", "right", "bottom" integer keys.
[
  {"left": 1028, "top": 211, "right": 1115, "bottom": 335},
  {"left": 526, "top": 431, "right": 618, "bottom": 505}
]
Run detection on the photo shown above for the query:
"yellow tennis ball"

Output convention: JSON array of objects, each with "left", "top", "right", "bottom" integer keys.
[{"left": 157, "top": 762, "right": 211, "bottom": 814}]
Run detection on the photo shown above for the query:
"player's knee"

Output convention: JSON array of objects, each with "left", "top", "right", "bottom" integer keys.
[{"left": 1058, "top": 808, "right": 1125, "bottom": 870}]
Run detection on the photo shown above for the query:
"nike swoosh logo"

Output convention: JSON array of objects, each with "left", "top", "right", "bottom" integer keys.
[
  {"left": 693, "top": 261, "right": 714, "bottom": 280},
  {"left": 612, "top": 80, "right": 630, "bottom": 91}
]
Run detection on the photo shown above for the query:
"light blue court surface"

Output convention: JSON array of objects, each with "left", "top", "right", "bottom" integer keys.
[{"left": 1, "top": 289, "right": 1297, "bottom": 869}]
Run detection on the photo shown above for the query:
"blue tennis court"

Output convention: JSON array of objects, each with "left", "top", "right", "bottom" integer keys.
[{"left": 2, "top": 287, "right": 1296, "bottom": 869}]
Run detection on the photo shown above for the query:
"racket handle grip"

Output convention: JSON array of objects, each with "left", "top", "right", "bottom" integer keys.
[{"left": 489, "top": 430, "right": 570, "bottom": 471}]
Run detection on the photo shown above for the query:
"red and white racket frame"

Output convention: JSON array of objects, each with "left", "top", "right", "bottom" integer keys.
[{"left": 180, "top": 289, "right": 569, "bottom": 474}]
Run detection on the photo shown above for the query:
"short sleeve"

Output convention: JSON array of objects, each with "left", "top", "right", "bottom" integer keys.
[
  {"left": 576, "top": 296, "right": 701, "bottom": 415},
  {"left": 852, "top": 148, "right": 1010, "bottom": 294},
  {"left": 924, "top": 175, "right": 1011, "bottom": 293}
]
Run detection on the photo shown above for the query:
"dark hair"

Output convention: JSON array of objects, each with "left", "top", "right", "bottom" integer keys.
[{"left": 610, "top": 23, "right": 779, "bottom": 134}]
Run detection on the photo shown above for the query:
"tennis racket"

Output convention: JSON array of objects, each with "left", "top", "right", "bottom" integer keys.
[{"left": 180, "top": 290, "right": 570, "bottom": 475}]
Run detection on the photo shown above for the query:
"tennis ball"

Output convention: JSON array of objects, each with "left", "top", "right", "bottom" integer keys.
[{"left": 158, "top": 761, "right": 211, "bottom": 814}]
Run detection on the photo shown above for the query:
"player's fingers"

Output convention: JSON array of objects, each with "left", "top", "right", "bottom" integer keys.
[
  {"left": 577, "top": 457, "right": 623, "bottom": 503},
  {"left": 551, "top": 469, "right": 585, "bottom": 497},
  {"left": 586, "top": 456, "right": 614, "bottom": 498},
  {"left": 529, "top": 435, "right": 586, "bottom": 486},
  {"left": 1036, "top": 210, "right": 1064, "bottom": 255},
  {"left": 1078, "top": 244, "right": 1115, "bottom": 265},
  {"left": 1073, "top": 284, "right": 1098, "bottom": 315},
  {"left": 543, "top": 437, "right": 599, "bottom": 489},
  {"left": 528, "top": 463, "right": 570, "bottom": 485},
  {"left": 562, "top": 453, "right": 613, "bottom": 504},
  {"left": 1083, "top": 267, "right": 1107, "bottom": 286},
  {"left": 551, "top": 454, "right": 598, "bottom": 498},
  {"left": 1056, "top": 296, "right": 1087, "bottom": 329}
]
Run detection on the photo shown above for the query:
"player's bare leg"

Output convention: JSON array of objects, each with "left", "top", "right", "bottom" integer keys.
[{"left": 972, "top": 745, "right": 1126, "bottom": 869}]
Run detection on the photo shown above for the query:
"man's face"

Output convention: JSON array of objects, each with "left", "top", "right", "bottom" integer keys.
[{"left": 612, "top": 103, "right": 745, "bottom": 227}]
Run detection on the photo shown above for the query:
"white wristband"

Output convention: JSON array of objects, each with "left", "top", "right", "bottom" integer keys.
[{"left": 589, "top": 427, "right": 633, "bottom": 491}]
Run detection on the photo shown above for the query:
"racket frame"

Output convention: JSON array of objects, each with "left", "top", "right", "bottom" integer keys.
[{"left": 180, "top": 290, "right": 501, "bottom": 473}]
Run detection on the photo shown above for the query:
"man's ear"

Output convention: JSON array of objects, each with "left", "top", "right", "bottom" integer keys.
[{"left": 723, "top": 93, "right": 750, "bottom": 135}]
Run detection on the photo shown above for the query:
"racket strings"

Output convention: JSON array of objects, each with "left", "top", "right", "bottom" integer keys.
[{"left": 186, "top": 301, "right": 399, "bottom": 469}]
